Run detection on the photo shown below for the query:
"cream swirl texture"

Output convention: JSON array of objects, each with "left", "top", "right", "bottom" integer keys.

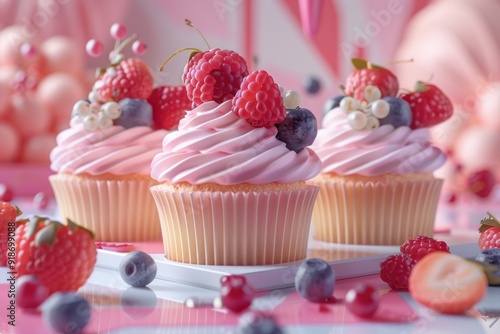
[
  {"left": 151, "top": 101, "right": 322, "bottom": 184},
  {"left": 50, "top": 119, "right": 168, "bottom": 175},
  {"left": 312, "top": 107, "right": 446, "bottom": 175}
]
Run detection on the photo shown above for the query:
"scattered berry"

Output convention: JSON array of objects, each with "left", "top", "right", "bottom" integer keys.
[
  {"left": 237, "top": 310, "right": 283, "bottom": 334},
  {"left": 476, "top": 248, "right": 500, "bottom": 266},
  {"left": 148, "top": 85, "right": 191, "bottom": 130},
  {"left": 379, "top": 253, "right": 415, "bottom": 290},
  {"left": 14, "top": 217, "right": 97, "bottom": 295},
  {"left": 294, "top": 258, "right": 335, "bottom": 303},
  {"left": 478, "top": 212, "right": 500, "bottom": 250},
  {"left": 378, "top": 97, "right": 412, "bottom": 128},
  {"left": 400, "top": 235, "right": 450, "bottom": 262},
  {"left": 400, "top": 81, "right": 453, "bottom": 129},
  {"left": 110, "top": 23, "right": 127, "bottom": 40},
  {"left": 16, "top": 275, "right": 49, "bottom": 309},
  {"left": 0, "top": 184, "right": 14, "bottom": 202},
  {"left": 232, "top": 70, "right": 285, "bottom": 128},
  {"left": 275, "top": 108, "right": 317, "bottom": 152},
  {"left": 467, "top": 169, "right": 496, "bottom": 198},
  {"left": 95, "top": 57, "right": 154, "bottom": 102},
  {"left": 115, "top": 98, "right": 153, "bottom": 129},
  {"left": 132, "top": 40, "right": 147, "bottom": 55},
  {"left": 323, "top": 95, "right": 344, "bottom": 114},
  {"left": 303, "top": 76, "right": 321, "bottom": 94},
  {"left": 33, "top": 192, "right": 49, "bottom": 210},
  {"left": 344, "top": 58, "right": 399, "bottom": 101},
  {"left": 42, "top": 292, "right": 91, "bottom": 334},
  {"left": 408, "top": 252, "right": 488, "bottom": 314},
  {"left": 220, "top": 275, "right": 254, "bottom": 313},
  {"left": 183, "top": 48, "right": 248, "bottom": 106},
  {"left": 345, "top": 284, "right": 380, "bottom": 317},
  {"left": 86, "top": 39, "right": 104, "bottom": 57},
  {"left": 120, "top": 287, "right": 157, "bottom": 319},
  {"left": 0, "top": 201, "right": 21, "bottom": 267},
  {"left": 119, "top": 251, "right": 157, "bottom": 287}
]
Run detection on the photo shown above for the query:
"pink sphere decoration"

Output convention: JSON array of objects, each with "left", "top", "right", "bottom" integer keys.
[
  {"left": 477, "top": 82, "right": 500, "bottom": 130},
  {"left": 0, "top": 25, "right": 30, "bottom": 66},
  {"left": 9, "top": 94, "right": 51, "bottom": 138},
  {"left": 454, "top": 126, "right": 500, "bottom": 176},
  {"left": 132, "top": 40, "right": 147, "bottom": 55},
  {"left": 40, "top": 36, "right": 84, "bottom": 77},
  {"left": 33, "top": 192, "right": 50, "bottom": 210},
  {"left": 0, "top": 123, "right": 20, "bottom": 162},
  {"left": 110, "top": 23, "right": 127, "bottom": 40},
  {"left": 86, "top": 39, "right": 104, "bottom": 57},
  {"left": 0, "top": 184, "right": 14, "bottom": 202},
  {"left": 21, "top": 134, "right": 56, "bottom": 163}
]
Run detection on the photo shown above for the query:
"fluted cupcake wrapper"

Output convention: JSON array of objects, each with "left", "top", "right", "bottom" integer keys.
[
  {"left": 309, "top": 178, "right": 443, "bottom": 245},
  {"left": 150, "top": 185, "right": 319, "bottom": 266},
  {"left": 49, "top": 174, "right": 162, "bottom": 242}
]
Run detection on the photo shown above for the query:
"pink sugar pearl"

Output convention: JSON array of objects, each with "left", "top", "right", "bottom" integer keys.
[
  {"left": 132, "top": 40, "right": 147, "bottom": 55},
  {"left": 86, "top": 39, "right": 104, "bottom": 57},
  {"left": 22, "top": 134, "right": 56, "bottom": 163},
  {"left": 0, "top": 123, "right": 20, "bottom": 162},
  {"left": 9, "top": 94, "right": 51, "bottom": 138},
  {"left": 110, "top": 23, "right": 127, "bottom": 40}
]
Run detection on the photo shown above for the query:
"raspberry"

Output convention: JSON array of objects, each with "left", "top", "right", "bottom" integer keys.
[
  {"left": 479, "top": 227, "right": 500, "bottom": 250},
  {"left": 232, "top": 70, "right": 285, "bottom": 128},
  {"left": 182, "top": 48, "right": 248, "bottom": 107},
  {"left": 379, "top": 254, "right": 415, "bottom": 290},
  {"left": 400, "top": 235, "right": 450, "bottom": 262}
]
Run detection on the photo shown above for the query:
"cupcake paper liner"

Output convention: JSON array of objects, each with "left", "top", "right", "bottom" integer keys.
[
  {"left": 50, "top": 174, "right": 162, "bottom": 241},
  {"left": 309, "top": 178, "right": 443, "bottom": 245},
  {"left": 150, "top": 185, "right": 319, "bottom": 265}
]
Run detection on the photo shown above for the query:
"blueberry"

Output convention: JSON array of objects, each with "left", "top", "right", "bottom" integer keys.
[
  {"left": 120, "top": 287, "right": 157, "bottom": 319},
  {"left": 323, "top": 95, "right": 345, "bottom": 115},
  {"left": 303, "top": 76, "right": 321, "bottom": 95},
  {"left": 378, "top": 97, "right": 412, "bottom": 128},
  {"left": 476, "top": 248, "right": 500, "bottom": 266},
  {"left": 237, "top": 310, "right": 283, "bottom": 334},
  {"left": 294, "top": 258, "right": 335, "bottom": 303},
  {"left": 115, "top": 98, "right": 153, "bottom": 128},
  {"left": 42, "top": 292, "right": 91, "bottom": 334},
  {"left": 275, "top": 108, "right": 318, "bottom": 153},
  {"left": 119, "top": 251, "right": 157, "bottom": 287}
]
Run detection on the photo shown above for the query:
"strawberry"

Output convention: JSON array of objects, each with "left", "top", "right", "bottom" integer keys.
[
  {"left": 0, "top": 201, "right": 22, "bottom": 267},
  {"left": 400, "top": 81, "right": 453, "bottom": 129},
  {"left": 344, "top": 58, "right": 399, "bottom": 101},
  {"left": 478, "top": 212, "right": 500, "bottom": 250},
  {"left": 14, "top": 217, "right": 97, "bottom": 296},
  {"left": 94, "top": 58, "right": 154, "bottom": 102},
  {"left": 148, "top": 85, "right": 191, "bottom": 130},
  {"left": 408, "top": 252, "right": 488, "bottom": 314}
]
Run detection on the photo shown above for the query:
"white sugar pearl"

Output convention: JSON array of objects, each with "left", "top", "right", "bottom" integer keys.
[
  {"left": 101, "top": 101, "right": 122, "bottom": 119},
  {"left": 98, "top": 113, "right": 113, "bottom": 129},
  {"left": 364, "top": 85, "right": 381, "bottom": 102},
  {"left": 340, "top": 97, "right": 359, "bottom": 113},
  {"left": 284, "top": 90, "right": 301, "bottom": 109},
  {"left": 73, "top": 100, "right": 91, "bottom": 117},
  {"left": 348, "top": 111, "right": 367, "bottom": 129},
  {"left": 88, "top": 90, "right": 102, "bottom": 104},
  {"left": 371, "top": 100, "right": 390, "bottom": 118},
  {"left": 83, "top": 114, "right": 99, "bottom": 131},
  {"left": 365, "top": 116, "right": 380, "bottom": 130}
]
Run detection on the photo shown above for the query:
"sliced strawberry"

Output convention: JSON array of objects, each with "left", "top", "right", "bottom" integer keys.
[
  {"left": 148, "top": 85, "right": 191, "bottom": 130},
  {"left": 400, "top": 82, "right": 453, "bottom": 129},
  {"left": 408, "top": 252, "right": 488, "bottom": 314}
]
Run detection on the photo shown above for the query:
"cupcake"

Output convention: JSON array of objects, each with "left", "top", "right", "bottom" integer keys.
[
  {"left": 311, "top": 58, "right": 452, "bottom": 245},
  {"left": 151, "top": 55, "right": 322, "bottom": 265},
  {"left": 49, "top": 24, "right": 190, "bottom": 241}
]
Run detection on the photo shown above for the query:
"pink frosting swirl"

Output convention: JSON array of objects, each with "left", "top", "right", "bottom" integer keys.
[
  {"left": 312, "top": 108, "right": 446, "bottom": 176},
  {"left": 151, "top": 101, "right": 322, "bottom": 185},
  {"left": 50, "top": 119, "right": 168, "bottom": 175}
]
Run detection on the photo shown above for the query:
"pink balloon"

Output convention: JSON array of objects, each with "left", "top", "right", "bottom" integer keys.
[
  {"left": 0, "top": 122, "right": 20, "bottom": 162},
  {"left": 9, "top": 93, "right": 51, "bottom": 137},
  {"left": 40, "top": 36, "right": 84, "bottom": 77},
  {"left": 454, "top": 126, "right": 500, "bottom": 175},
  {"left": 476, "top": 82, "right": 500, "bottom": 130},
  {"left": 0, "top": 80, "right": 9, "bottom": 117},
  {"left": 21, "top": 134, "right": 56, "bottom": 163}
]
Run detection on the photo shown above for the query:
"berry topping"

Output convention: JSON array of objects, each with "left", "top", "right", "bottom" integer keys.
[
  {"left": 400, "top": 235, "right": 450, "bottom": 262},
  {"left": 408, "top": 252, "right": 488, "bottom": 314},
  {"left": 220, "top": 275, "right": 254, "bottom": 313},
  {"left": 476, "top": 248, "right": 500, "bottom": 266},
  {"left": 379, "top": 253, "right": 415, "bottom": 290},
  {"left": 119, "top": 251, "right": 157, "bottom": 287},
  {"left": 148, "top": 85, "right": 191, "bottom": 130},
  {"left": 237, "top": 310, "right": 283, "bottom": 334},
  {"left": 294, "top": 258, "right": 335, "bottom": 303},
  {"left": 16, "top": 275, "right": 49, "bottom": 309},
  {"left": 232, "top": 70, "right": 285, "bottom": 128},
  {"left": 182, "top": 48, "right": 249, "bottom": 107},
  {"left": 344, "top": 58, "right": 399, "bottom": 101},
  {"left": 42, "top": 292, "right": 91, "bottom": 334},
  {"left": 115, "top": 98, "right": 153, "bottom": 129},
  {"left": 467, "top": 169, "right": 496, "bottom": 199},
  {"left": 275, "top": 107, "right": 317, "bottom": 152},
  {"left": 400, "top": 81, "right": 453, "bottom": 129},
  {"left": 323, "top": 95, "right": 344, "bottom": 114},
  {"left": 345, "top": 284, "right": 380, "bottom": 317},
  {"left": 378, "top": 97, "right": 412, "bottom": 128},
  {"left": 478, "top": 212, "right": 500, "bottom": 250}
]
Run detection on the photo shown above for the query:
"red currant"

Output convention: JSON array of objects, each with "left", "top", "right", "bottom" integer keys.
[
  {"left": 467, "top": 169, "right": 496, "bottom": 198},
  {"left": 16, "top": 275, "right": 49, "bottom": 309},
  {"left": 0, "top": 184, "right": 14, "bottom": 202},
  {"left": 220, "top": 275, "right": 254, "bottom": 313},
  {"left": 345, "top": 284, "right": 379, "bottom": 317}
]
